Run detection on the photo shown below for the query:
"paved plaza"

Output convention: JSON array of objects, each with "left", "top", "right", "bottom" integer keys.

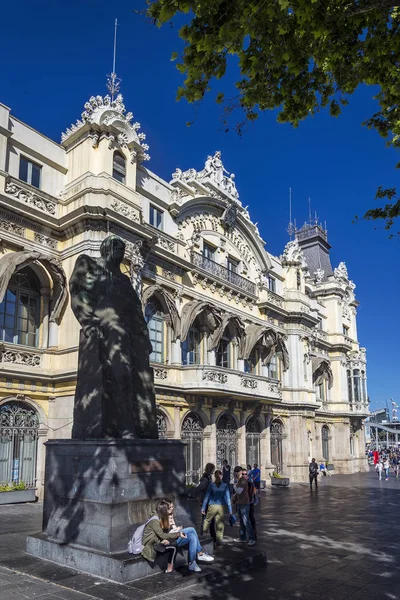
[{"left": 0, "top": 468, "right": 399, "bottom": 600}]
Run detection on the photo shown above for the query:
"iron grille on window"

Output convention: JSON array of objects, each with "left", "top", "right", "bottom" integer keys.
[{"left": 191, "top": 251, "right": 256, "bottom": 295}]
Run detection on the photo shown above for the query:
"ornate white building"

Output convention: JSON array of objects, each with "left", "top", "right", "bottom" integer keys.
[{"left": 0, "top": 93, "right": 369, "bottom": 498}]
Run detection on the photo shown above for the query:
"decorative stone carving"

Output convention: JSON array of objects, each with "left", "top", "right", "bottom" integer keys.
[
  {"left": 5, "top": 181, "right": 57, "bottom": 216},
  {"left": 61, "top": 94, "right": 150, "bottom": 162},
  {"left": 162, "top": 268, "right": 176, "bottom": 281},
  {"left": 334, "top": 261, "right": 349, "bottom": 281},
  {"left": 314, "top": 268, "right": 325, "bottom": 283},
  {"left": 221, "top": 203, "right": 237, "bottom": 230},
  {"left": 0, "top": 348, "right": 41, "bottom": 367},
  {"left": 170, "top": 188, "right": 187, "bottom": 204},
  {"left": 267, "top": 291, "right": 283, "bottom": 307},
  {"left": 240, "top": 376, "right": 258, "bottom": 390},
  {"left": 281, "top": 239, "right": 307, "bottom": 267},
  {"left": 110, "top": 199, "right": 140, "bottom": 222},
  {"left": 157, "top": 236, "right": 175, "bottom": 253},
  {"left": 125, "top": 240, "right": 146, "bottom": 295},
  {"left": 34, "top": 233, "right": 57, "bottom": 249},
  {"left": 0, "top": 219, "right": 25, "bottom": 237},
  {"left": 154, "top": 368, "right": 168, "bottom": 380},
  {"left": 202, "top": 370, "right": 228, "bottom": 384}
]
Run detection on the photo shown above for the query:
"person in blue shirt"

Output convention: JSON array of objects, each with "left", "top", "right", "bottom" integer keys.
[
  {"left": 202, "top": 470, "right": 232, "bottom": 546},
  {"left": 252, "top": 463, "right": 261, "bottom": 490}
]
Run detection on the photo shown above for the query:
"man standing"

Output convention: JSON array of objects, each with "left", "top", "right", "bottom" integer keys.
[
  {"left": 222, "top": 459, "right": 231, "bottom": 486},
  {"left": 233, "top": 467, "right": 256, "bottom": 546},
  {"left": 252, "top": 463, "right": 261, "bottom": 491},
  {"left": 309, "top": 458, "right": 319, "bottom": 490}
]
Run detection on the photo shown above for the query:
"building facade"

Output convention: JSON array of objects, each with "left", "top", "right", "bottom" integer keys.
[{"left": 0, "top": 94, "right": 369, "bottom": 498}]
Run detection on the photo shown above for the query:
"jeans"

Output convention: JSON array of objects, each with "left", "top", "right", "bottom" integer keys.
[
  {"left": 385, "top": 468, "right": 389, "bottom": 478},
  {"left": 237, "top": 504, "right": 255, "bottom": 542},
  {"left": 175, "top": 527, "right": 202, "bottom": 563}
]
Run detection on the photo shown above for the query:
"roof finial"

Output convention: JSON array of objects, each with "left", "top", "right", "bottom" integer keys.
[
  {"left": 287, "top": 187, "right": 295, "bottom": 239},
  {"left": 107, "top": 18, "right": 121, "bottom": 101},
  {"left": 308, "top": 197, "right": 312, "bottom": 224}
]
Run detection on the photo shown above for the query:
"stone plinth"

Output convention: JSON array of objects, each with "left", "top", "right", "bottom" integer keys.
[{"left": 27, "top": 439, "right": 209, "bottom": 581}]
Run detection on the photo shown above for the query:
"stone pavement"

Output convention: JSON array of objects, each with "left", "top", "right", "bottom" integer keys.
[{"left": 1, "top": 468, "right": 400, "bottom": 599}]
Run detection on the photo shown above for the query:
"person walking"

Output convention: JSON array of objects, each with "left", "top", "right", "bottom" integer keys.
[
  {"left": 233, "top": 467, "right": 256, "bottom": 546},
  {"left": 391, "top": 454, "right": 399, "bottom": 479},
  {"left": 222, "top": 459, "right": 231, "bottom": 486},
  {"left": 376, "top": 459, "right": 383, "bottom": 481},
  {"left": 252, "top": 463, "right": 261, "bottom": 491},
  {"left": 195, "top": 463, "right": 216, "bottom": 541},
  {"left": 383, "top": 457, "right": 390, "bottom": 481},
  {"left": 309, "top": 458, "right": 319, "bottom": 490},
  {"left": 202, "top": 470, "right": 232, "bottom": 546},
  {"left": 242, "top": 467, "right": 258, "bottom": 541}
]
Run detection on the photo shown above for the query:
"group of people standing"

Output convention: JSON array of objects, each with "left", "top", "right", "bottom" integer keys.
[
  {"left": 370, "top": 448, "right": 400, "bottom": 481},
  {"left": 139, "top": 461, "right": 261, "bottom": 575}
]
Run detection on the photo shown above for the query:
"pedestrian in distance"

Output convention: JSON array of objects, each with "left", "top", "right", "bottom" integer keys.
[
  {"left": 202, "top": 470, "right": 232, "bottom": 547},
  {"left": 252, "top": 463, "right": 261, "bottom": 491},
  {"left": 232, "top": 467, "right": 256, "bottom": 546},
  {"left": 375, "top": 459, "right": 383, "bottom": 481},
  {"left": 242, "top": 467, "right": 258, "bottom": 541},
  {"left": 309, "top": 458, "right": 319, "bottom": 490},
  {"left": 383, "top": 457, "right": 390, "bottom": 481},
  {"left": 195, "top": 463, "right": 216, "bottom": 542},
  {"left": 222, "top": 459, "right": 231, "bottom": 486}
]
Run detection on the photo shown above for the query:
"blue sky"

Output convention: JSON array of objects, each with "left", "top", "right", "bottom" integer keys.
[{"left": 1, "top": 1, "right": 398, "bottom": 412}]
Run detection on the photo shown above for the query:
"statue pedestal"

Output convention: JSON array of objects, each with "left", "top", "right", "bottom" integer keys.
[{"left": 27, "top": 439, "right": 209, "bottom": 582}]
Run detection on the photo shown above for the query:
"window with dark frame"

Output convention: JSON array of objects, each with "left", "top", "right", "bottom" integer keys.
[
  {"left": 216, "top": 337, "right": 230, "bottom": 368},
  {"left": 112, "top": 152, "right": 126, "bottom": 184},
  {"left": 202, "top": 242, "right": 216, "bottom": 261},
  {"left": 181, "top": 327, "right": 201, "bottom": 366},
  {"left": 149, "top": 204, "right": 163, "bottom": 230},
  {"left": 19, "top": 156, "right": 41, "bottom": 189},
  {"left": 268, "top": 276, "right": 276, "bottom": 293}
]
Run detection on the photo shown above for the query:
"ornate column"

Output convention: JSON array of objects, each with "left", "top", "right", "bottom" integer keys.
[
  {"left": 127, "top": 240, "right": 146, "bottom": 296},
  {"left": 237, "top": 359, "right": 245, "bottom": 372},
  {"left": 171, "top": 340, "right": 182, "bottom": 365},
  {"left": 237, "top": 409, "right": 247, "bottom": 467},
  {"left": 261, "top": 365, "right": 269, "bottom": 377},
  {"left": 40, "top": 287, "right": 51, "bottom": 349},
  {"left": 207, "top": 349, "right": 216, "bottom": 366},
  {"left": 203, "top": 405, "right": 217, "bottom": 466},
  {"left": 261, "top": 412, "right": 275, "bottom": 479},
  {"left": 173, "top": 405, "right": 181, "bottom": 439}
]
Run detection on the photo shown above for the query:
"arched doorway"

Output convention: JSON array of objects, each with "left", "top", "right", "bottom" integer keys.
[
  {"left": 216, "top": 413, "right": 237, "bottom": 468},
  {"left": 270, "top": 419, "right": 284, "bottom": 474},
  {"left": 157, "top": 410, "right": 168, "bottom": 440},
  {"left": 0, "top": 401, "right": 39, "bottom": 488},
  {"left": 322, "top": 425, "right": 330, "bottom": 461},
  {"left": 246, "top": 416, "right": 261, "bottom": 466},
  {"left": 181, "top": 412, "right": 204, "bottom": 485}
]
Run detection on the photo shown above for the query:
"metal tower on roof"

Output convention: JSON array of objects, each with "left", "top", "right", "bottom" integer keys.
[{"left": 107, "top": 19, "right": 122, "bottom": 101}]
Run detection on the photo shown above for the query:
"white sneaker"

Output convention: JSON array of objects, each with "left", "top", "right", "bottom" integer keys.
[
  {"left": 198, "top": 552, "right": 214, "bottom": 563},
  {"left": 189, "top": 561, "right": 202, "bottom": 572}
]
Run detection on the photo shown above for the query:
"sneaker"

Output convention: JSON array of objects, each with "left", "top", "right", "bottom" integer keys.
[
  {"left": 248, "top": 540, "right": 256, "bottom": 546},
  {"left": 188, "top": 561, "right": 202, "bottom": 573},
  {"left": 198, "top": 552, "right": 214, "bottom": 563},
  {"left": 233, "top": 538, "right": 246, "bottom": 543}
]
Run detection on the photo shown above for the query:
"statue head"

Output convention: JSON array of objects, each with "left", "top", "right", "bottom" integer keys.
[
  {"left": 215, "top": 151, "right": 221, "bottom": 159},
  {"left": 100, "top": 235, "right": 126, "bottom": 265}
]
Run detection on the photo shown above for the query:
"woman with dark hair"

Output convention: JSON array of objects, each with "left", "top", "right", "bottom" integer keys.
[
  {"left": 202, "top": 470, "right": 232, "bottom": 546},
  {"left": 141, "top": 499, "right": 185, "bottom": 574},
  {"left": 195, "top": 463, "right": 216, "bottom": 541}
]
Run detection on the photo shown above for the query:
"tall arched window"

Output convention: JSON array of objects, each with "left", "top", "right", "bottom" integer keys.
[
  {"left": 0, "top": 268, "right": 40, "bottom": 347},
  {"left": 112, "top": 151, "right": 126, "bottom": 184},
  {"left": 145, "top": 299, "right": 165, "bottom": 363},
  {"left": 216, "top": 336, "right": 230, "bottom": 368},
  {"left": 322, "top": 425, "right": 330, "bottom": 460},
  {"left": 270, "top": 419, "right": 284, "bottom": 474},
  {"left": 181, "top": 412, "right": 204, "bottom": 484},
  {"left": 216, "top": 413, "right": 237, "bottom": 467},
  {"left": 268, "top": 354, "right": 278, "bottom": 379},
  {"left": 182, "top": 327, "right": 201, "bottom": 365}
]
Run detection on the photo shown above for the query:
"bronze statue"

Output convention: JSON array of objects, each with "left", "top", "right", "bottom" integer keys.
[{"left": 69, "top": 235, "right": 158, "bottom": 439}]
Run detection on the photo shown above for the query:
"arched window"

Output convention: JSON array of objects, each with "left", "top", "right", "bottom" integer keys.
[
  {"left": 0, "top": 268, "right": 40, "bottom": 347},
  {"left": 157, "top": 410, "right": 168, "bottom": 440},
  {"left": 246, "top": 416, "right": 261, "bottom": 466},
  {"left": 182, "top": 327, "right": 201, "bottom": 366},
  {"left": 181, "top": 412, "right": 204, "bottom": 484},
  {"left": 322, "top": 425, "right": 330, "bottom": 460},
  {"left": 112, "top": 151, "right": 126, "bottom": 184},
  {"left": 347, "top": 369, "right": 353, "bottom": 403},
  {"left": 0, "top": 401, "right": 39, "bottom": 488},
  {"left": 270, "top": 419, "right": 284, "bottom": 474},
  {"left": 216, "top": 413, "right": 237, "bottom": 467},
  {"left": 145, "top": 300, "right": 165, "bottom": 363},
  {"left": 216, "top": 336, "right": 230, "bottom": 368},
  {"left": 353, "top": 369, "right": 361, "bottom": 403}
]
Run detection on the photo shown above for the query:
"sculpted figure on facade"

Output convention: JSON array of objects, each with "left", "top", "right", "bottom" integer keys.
[{"left": 69, "top": 235, "right": 158, "bottom": 440}]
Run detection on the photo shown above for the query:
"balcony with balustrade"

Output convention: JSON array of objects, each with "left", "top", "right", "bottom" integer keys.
[{"left": 190, "top": 251, "right": 257, "bottom": 297}]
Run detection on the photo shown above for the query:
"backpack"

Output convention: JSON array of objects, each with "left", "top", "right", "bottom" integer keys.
[{"left": 127, "top": 515, "right": 159, "bottom": 554}]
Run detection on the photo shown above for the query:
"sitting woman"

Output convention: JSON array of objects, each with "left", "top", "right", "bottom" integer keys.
[
  {"left": 165, "top": 498, "right": 214, "bottom": 573},
  {"left": 201, "top": 470, "right": 232, "bottom": 546},
  {"left": 141, "top": 499, "right": 185, "bottom": 574}
]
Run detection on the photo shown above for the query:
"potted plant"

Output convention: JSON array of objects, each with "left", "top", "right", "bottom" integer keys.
[
  {"left": 0, "top": 481, "right": 36, "bottom": 505},
  {"left": 269, "top": 471, "right": 290, "bottom": 487}
]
